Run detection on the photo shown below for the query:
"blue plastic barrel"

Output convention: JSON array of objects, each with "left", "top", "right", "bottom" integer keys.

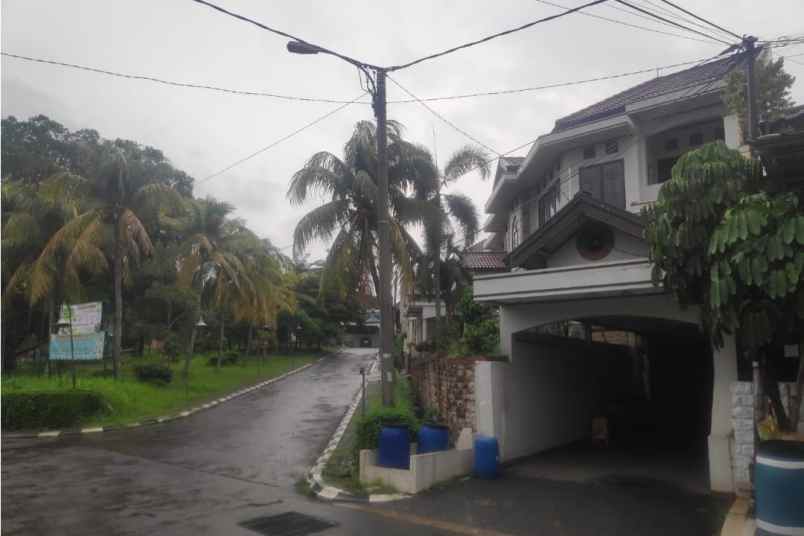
[
  {"left": 378, "top": 425, "right": 410, "bottom": 469},
  {"left": 474, "top": 435, "right": 499, "bottom": 479},
  {"left": 755, "top": 440, "right": 804, "bottom": 535},
  {"left": 418, "top": 425, "right": 449, "bottom": 454}
]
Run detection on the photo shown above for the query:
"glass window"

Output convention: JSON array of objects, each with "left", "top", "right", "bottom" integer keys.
[
  {"left": 579, "top": 160, "right": 625, "bottom": 209},
  {"left": 689, "top": 132, "right": 703, "bottom": 147},
  {"left": 583, "top": 145, "right": 596, "bottom": 159},
  {"left": 656, "top": 156, "right": 680, "bottom": 183},
  {"left": 538, "top": 186, "right": 559, "bottom": 226}
]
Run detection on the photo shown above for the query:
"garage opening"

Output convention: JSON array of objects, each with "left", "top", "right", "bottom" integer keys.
[{"left": 508, "top": 316, "right": 713, "bottom": 493}]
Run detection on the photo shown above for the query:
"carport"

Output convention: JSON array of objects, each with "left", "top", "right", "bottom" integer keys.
[{"left": 503, "top": 316, "right": 713, "bottom": 493}]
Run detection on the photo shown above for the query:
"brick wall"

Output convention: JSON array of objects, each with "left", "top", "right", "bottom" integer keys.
[
  {"left": 730, "top": 381, "right": 804, "bottom": 493},
  {"left": 409, "top": 356, "right": 483, "bottom": 442}
]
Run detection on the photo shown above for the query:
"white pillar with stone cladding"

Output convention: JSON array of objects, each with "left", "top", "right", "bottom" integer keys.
[{"left": 709, "top": 335, "right": 739, "bottom": 492}]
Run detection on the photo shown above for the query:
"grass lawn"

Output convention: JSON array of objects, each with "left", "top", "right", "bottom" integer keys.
[{"left": 1, "top": 352, "right": 321, "bottom": 430}]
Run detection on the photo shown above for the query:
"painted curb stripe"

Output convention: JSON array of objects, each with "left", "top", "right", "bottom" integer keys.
[
  {"left": 756, "top": 520, "right": 804, "bottom": 535},
  {"left": 756, "top": 456, "right": 804, "bottom": 469},
  {"left": 38, "top": 431, "right": 61, "bottom": 438},
  {"left": 81, "top": 427, "right": 103, "bottom": 434}
]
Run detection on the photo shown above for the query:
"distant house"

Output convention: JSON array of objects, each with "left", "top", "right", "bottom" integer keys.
[{"left": 471, "top": 53, "right": 759, "bottom": 493}]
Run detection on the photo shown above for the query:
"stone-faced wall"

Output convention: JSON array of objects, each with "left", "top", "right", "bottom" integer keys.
[
  {"left": 730, "top": 381, "right": 804, "bottom": 493},
  {"left": 409, "top": 357, "right": 482, "bottom": 442}
]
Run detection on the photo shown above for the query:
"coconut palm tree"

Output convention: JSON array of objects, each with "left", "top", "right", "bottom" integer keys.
[
  {"left": 29, "top": 141, "right": 178, "bottom": 378},
  {"left": 287, "top": 120, "right": 439, "bottom": 299},
  {"left": 424, "top": 146, "right": 491, "bottom": 346}
]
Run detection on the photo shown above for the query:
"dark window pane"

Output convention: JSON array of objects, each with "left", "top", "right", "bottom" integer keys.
[
  {"left": 583, "top": 145, "right": 596, "bottom": 159},
  {"left": 689, "top": 132, "right": 703, "bottom": 147},
  {"left": 657, "top": 156, "right": 679, "bottom": 183},
  {"left": 664, "top": 138, "right": 679, "bottom": 151},
  {"left": 580, "top": 165, "right": 603, "bottom": 200},
  {"left": 602, "top": 161, "right": 625, "bottom": 209}
]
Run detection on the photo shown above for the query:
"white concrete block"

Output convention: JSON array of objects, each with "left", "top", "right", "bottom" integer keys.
[
  {"left": 456, "top": 428, "right": 473, "bottom": 450},
  {"left": 731, "top": 382, "right": 753, "bottom": 394},
  {"left": 732, "top": 418, "right": 753, "bottom": 431},
  {"left": 732, "top": 406, "right": 753, "bottom": 418}
]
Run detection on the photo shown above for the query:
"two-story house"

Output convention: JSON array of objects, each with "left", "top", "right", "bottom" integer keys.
[{"left": 471, "top": 53, "right": 748, "bottom": 493}]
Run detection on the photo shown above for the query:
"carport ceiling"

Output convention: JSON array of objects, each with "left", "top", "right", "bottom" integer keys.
[{"left": 584, "top": 316, "right": 702, "bottom": 338}]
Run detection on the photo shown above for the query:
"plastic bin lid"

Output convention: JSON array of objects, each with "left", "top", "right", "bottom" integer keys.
[{"left": 758, "top": 440, "right": 804, "bottom": 461}]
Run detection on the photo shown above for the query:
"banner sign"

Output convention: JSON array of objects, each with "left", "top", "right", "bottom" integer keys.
[
  {"left": 49, "top": 332, "right": 106, "bottom": 361},
  {"left": 57, "top": 302, "right": 103, "bottom": 335}
]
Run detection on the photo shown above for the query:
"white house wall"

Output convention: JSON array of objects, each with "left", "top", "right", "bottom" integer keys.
[{"left": 547, "top": 229, "right": 649, "bottom": 268}]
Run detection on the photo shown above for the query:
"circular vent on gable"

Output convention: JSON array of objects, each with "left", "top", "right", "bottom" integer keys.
[{"left": 576, "top": 222, "right": 614, "bottom": 261}]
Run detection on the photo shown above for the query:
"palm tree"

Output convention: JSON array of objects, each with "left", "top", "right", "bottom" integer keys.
[
  {"left": 424, "top": 146, "right": 491, "bottom": 346},
  {"left": 29, "top": 141, "right": 177, "bottom": 378},
  {"left": 288, "top": 120, "right": 439, "bottom": 300}
]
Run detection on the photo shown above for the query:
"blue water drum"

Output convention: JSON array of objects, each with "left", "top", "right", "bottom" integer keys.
[
  {"left": 755, "top": 440, "right": 804, "bottom": 535},
  {"left": 378, "top": 425, "right": 410, "bottom": 469},
  {"left": 418, "top": 424, "right": 450, "bottom": 454},
  {"left": 474, "top": 435, "right": 499, "bottom": 479}
]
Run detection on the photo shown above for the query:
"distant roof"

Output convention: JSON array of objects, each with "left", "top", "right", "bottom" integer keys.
[
  {"left": 463, "top": 251, "right": 507, "bottom": 272},
  {"left": 552, "top": 54, "right": 744, "bottom": 133},
  {"left": 493, "top": 156, "right": 526, "bottom": 187}
]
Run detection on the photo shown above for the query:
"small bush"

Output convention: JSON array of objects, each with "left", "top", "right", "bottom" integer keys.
[
  {"left": 206, "top": 351, "right": 239, "bottom": 367},
  {"left": 133, "top": 363, "right": 173, "bottom": 385},
  {"left": 2, "top": 390, "right": 106, "bottom": 430},
  {"left": 91, "top": 368, "right": 116, "bottom": 378},
  {"left": 353, "top": 377, "right": 418, "bottom": 461}
]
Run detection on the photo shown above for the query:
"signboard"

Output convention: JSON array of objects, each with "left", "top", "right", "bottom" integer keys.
[
  {"left": 57, "top": 302, "right": 103, "bottom": 335},
  {"left": 49, "top": 332, "right": 106, "bottom": 361}
]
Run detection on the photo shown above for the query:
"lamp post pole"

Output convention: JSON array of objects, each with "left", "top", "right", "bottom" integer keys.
[
  {"left": 69, "top": 308, "right": 76, "bottom": 389},
  {"left": 287, "top": 42, "right": 395, "bottom": 406}
]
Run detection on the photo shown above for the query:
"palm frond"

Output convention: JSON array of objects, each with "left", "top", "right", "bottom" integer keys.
[
  {"left": 292, "top": 198, "right": 350, "bottom": 257},
  {"left": 118, "top": 208, "right": 154, "bottom": 264},
  {"left": 287, "top": 152, "right": 349, "bottom": 205},
  {"left": 443, "top": 145, "right": 491, "bottom": 183},
  {"left": 443, "top": 193, "right": 479, "bottom": 246}
]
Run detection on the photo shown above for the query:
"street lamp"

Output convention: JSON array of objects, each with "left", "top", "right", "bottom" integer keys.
[
  {"left": 287, "top": 41, "right": 395, "bottom": 406},
  {"left": 55, "top": 313, "right": 76, "bottom": 389}
]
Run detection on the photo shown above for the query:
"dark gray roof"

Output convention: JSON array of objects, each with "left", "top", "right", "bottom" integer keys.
[
  {"left": 552, "top": 54, "right": 744, "bottom": 133},
  {"left": 493, "top": 156, "right": 525, "bottom": 187}
]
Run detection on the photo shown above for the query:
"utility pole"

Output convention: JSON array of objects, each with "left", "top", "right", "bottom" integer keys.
[
  {"left": 743, "top": 35, "right": 759, "bottom": 141},
  {"left": 287, "top": 41, "right": 395, "bottom": 406},
  {"left": 373, "top": 68, "right": 396, "bottom": 406}
]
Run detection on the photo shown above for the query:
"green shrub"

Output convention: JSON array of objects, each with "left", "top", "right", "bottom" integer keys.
[
  {"left": 206, "top": 350, "right": 239, "bottom": 367},
  {"left": 133, "top": 363, "right": 173, "bottom": 385},
  {"left": 2, "top": 390, "right": 106, "bottom": 430},
  {"left": 353, "top": 377, "right": 418, "bottom": 460}
]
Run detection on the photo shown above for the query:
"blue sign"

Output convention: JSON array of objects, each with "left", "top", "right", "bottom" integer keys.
[{"left": 49, "top": 332, "right": 106, "bottom": 361}]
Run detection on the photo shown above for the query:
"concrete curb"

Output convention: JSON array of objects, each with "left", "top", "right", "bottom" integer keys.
[
  {"left": 719, "top": 496, "right": 754, "bottom": 536},
  {"left": 306, "top": 357, "right": 409, "bottom": 503},
  {"left": 3, "top": 359, "right": 321, "bottom": 440}
]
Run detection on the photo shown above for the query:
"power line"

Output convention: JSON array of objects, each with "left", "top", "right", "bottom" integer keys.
[
  {"left": 189, "top": 0, "right": 375, "bottom": 69},
  {"left": 387, "top": 56, "right": 711, "bottom": 103},
  {"left": 4, "top": 50, "right": 720, "bottom": 106},
  {"left": 536, "top": 0, "right": 714, "bottom": 44},
  {"left": 533, "top": 0, "right": 721, "bottom": 45},
  {"left": 198, "top": 92, "right": 367, "bottom": 183},
  {"left": 386, "top": 74, "right": 501, "bottom": 156},
  {"left": 655, "top": 0, "right": 742, "bottom": 41},
  {"left": 631, "top": 0, "right": 736, "bottom": 41},
  {"left": 386, "top": 0, "right": 609, "bottom": 72},
  {"left": 611, "top": 0, "right": 733, "bottom": 45},
  {"left": 0, "top": 52, "right": 366, "bottom": 104}
]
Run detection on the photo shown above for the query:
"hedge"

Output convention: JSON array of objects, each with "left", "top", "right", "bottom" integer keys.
[{"left": 2, "top": 390, "right": 106, "bottom": 431}]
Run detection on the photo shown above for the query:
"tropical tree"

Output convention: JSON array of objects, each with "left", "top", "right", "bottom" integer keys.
[
  {"left": 287, "top": 120, "right": 439, "bottom": 300},
  {"left": 423, "top": 146, "right": 490, "bottom": 346},
  {"left": 27, "top": 140, "right": 180, "bottom": 378},
  {"left": 644, "top": 141, "right": 804, "bottom": 432}
]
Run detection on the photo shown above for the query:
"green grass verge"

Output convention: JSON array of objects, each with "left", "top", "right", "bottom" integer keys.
[
  {"left": 321, "top": 376, "right": 416, "bottom": 495},
  {"left": 1, "top": 353, "right": 320, "bottom": 430}
]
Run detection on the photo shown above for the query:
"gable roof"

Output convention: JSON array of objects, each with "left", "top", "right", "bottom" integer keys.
[
  {"left": 552, "top": 54, "right": 744, "bottom": 133},
  {"left": 509, "top": 192, "right": 644, "bottom": 268}
]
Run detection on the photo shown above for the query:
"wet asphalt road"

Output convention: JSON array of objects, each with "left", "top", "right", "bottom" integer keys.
[{"left": 1, "top": 348, "right": 450, "bottom": 536}]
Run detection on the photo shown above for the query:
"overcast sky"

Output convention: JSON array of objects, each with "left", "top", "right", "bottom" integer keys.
[{"left": 3, "top": 0, "right": 803, "bottom": 259}]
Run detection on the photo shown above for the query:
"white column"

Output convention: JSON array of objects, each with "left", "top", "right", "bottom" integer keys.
[{"left": 709, "top": 334, "right": 739, "bottom": 492}]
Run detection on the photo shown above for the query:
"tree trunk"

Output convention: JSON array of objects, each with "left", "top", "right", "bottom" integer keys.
[
  {"left": 112, "top": 219, "right": 123, "bottom": 380},
  {"left": 762, "top": 352, "right": 790, "bottom": 431},
  {"left": 216, "top": 315, "right": 224, "bottom": 369},
  {"left": 184, "top": 325, "right": 197, "bottom": 381},
  {"left": 789, "top": 341, "right": 804, "bottom": 433}
]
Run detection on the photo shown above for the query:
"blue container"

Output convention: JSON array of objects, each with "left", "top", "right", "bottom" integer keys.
[
  {"left": 378, "top": 425, "right": 410, "bottom": 469},
  {"left": 418, "top": 425, "right": 450, "bottom": 454},
  {"left": 755, "top": 440, "right": 804, "bottom": 535},
  {"left": 474, "top": 435, "right": 499, "bottom": 479}
]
